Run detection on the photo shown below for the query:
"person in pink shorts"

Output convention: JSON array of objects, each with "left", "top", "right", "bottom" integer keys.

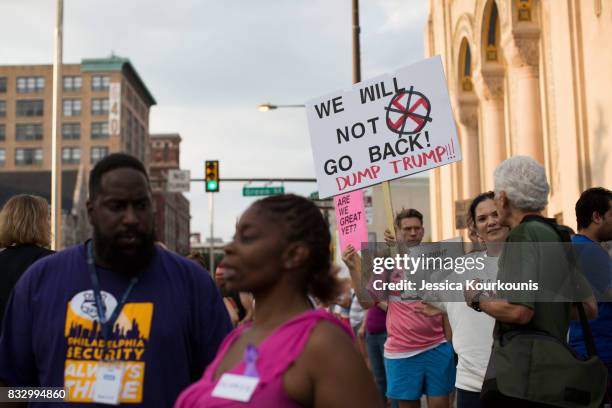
[{"left": 175, "top": 194, "right": 382, "bottom": 408}]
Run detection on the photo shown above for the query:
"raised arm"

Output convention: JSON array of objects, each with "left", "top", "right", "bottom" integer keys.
[{"left": 341, "top": 245, "right": 374, "bottom": 309}]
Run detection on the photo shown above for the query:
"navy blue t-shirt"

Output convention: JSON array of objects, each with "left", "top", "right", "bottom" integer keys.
[
  {"left": 0, "top": 242, "right": 232, "bottom": 407},
  {"left": 569, "top": 235, "right": 612, "bottom": 363}
]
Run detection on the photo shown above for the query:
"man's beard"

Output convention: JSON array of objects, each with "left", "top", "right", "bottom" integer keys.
[{"left": 93, "top": 228, "right": 156, "bottom": 274}]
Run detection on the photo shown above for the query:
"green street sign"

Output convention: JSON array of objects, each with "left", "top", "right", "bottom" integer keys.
[{"left": 242, "top": 186, "right": 285, "bottom": 197}]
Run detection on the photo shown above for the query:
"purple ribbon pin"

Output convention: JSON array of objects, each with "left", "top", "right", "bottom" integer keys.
[{"left": 243, "top": 344, "right": 259, "bottom": 378}]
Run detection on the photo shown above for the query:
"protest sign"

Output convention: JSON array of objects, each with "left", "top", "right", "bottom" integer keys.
[
  {"left": 306, "top": 56, "right": 461, "bottom": 198},
  {"left": 334, "top": 190, "right": 368, "bottom": 252}
]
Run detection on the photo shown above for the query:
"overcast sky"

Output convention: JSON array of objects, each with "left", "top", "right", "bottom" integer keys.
[{"left": 1, "top": 0, "right": 429, "bottom": 242}]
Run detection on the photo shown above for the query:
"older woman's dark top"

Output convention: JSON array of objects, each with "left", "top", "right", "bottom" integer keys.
[
  {"left": 0, "top": 244, "right": 54, "bottom": 325},
  {"left": 487, "top": 216, "right": 595, "bottom": 406},
  {"left": 496, "top": 217, "right": 572, "bottom": 338}
]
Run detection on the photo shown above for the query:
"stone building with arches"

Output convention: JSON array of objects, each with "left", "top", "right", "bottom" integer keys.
[{"left": 425, "top": 0, "right": 612, "bottom": 240}]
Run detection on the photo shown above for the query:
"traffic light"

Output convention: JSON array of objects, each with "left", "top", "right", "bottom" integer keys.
[{"left": 205, "top": 160, "right": 219, "bottom": 192}]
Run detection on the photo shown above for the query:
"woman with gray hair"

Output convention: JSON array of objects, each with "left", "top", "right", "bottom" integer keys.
[
  {"left": 493, "top": 155, "right": 549, "bottom": 216},
  {"left": 464, "top": 156, "right": 601, "bottom": 407}
]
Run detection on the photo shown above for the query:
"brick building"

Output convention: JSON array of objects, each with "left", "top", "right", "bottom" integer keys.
[
  {"left": 149, "top": 133, "right": 190, "bottom": 254},
  {"left": 0, "top": 55, "right": 155, "bottom": 171},
  {"left": 0, "top": 55, "right": 156, "bottom": 247}
]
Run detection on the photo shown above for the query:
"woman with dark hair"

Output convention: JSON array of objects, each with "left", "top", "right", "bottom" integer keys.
[
  {"left": 416, "top": 191, "right": 509, "bottom": 408},
  {"left": 0, "top": 194, "right": 54, "bottom": 325},
  {"left": 175, "top": 194, "right": 381, "bottom": 407}
]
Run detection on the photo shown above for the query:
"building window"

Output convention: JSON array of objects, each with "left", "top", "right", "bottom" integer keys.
[
  {"left": 0, "top": 124, "right": 5, "bottom": 141},
  {"left": 91, "top": 98, "right": 109, "bottom": 115},
  {"left": 62, "top": 147, "right": 80, "bottom": 164},
  {"left": 63, "top": 76, "right": 82, "bottom": 92},
  {"left": 16, "top": 99, "right": 44, "bottom": 117},
  {"left": 486, "top": 2, "right": 499, "bottom": 61},
  {"left": 0, "top": 100, "right": 6, "bottom": 117},
  {"left": 62, "top": 123, "right": 81, "bottom": 140},
  {"left": 0, "top": 77, "right": 6, "bottom": 93},
  {"left": 16, "top": 124, "right": 43, "bottom": 141},
  {"left": 0, "top": 149, "right": 5, "bottom": 166},
  {"left": 63, "top": 99, "right": 82, "bottom": 117},
  {"left": 459, "top": 39, "right": 473, "bottom": 92},
  {"left": 91, "top": 122, "right": 109, "bottom": 139},
  {"left": 16, "top": 76, "right": 45, "bottom": 93},
  {"left": 126, "top": 109, "right": 133, "bottom": 138},
  {"left": 91, "top": 146, "right": 109, "bottom": 163},
  {"left": 517, "top": 0, "right": 532, "bottom": 21},
  {"left": 15, "top": 147, "right": 43, "bottom": 165},
  {"left": 464, "top": 46, "right": 472, "bottom": 77},
  {"left": 126, "top": 86, "right": 134, "bottom": 105},
  {"left": 163, "top": 143, "right": 169, "bottom": 161},
  {"left": 91, "top": 75, "right": 110, "bottom": 91},
  {"left": 125, "top": 132, "right": 131, "bottom": 152}
]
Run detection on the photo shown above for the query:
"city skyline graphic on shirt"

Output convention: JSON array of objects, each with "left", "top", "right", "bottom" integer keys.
[
  {"left": 64, "top": 290, "right": 154, "bottom": 341},
  {"left": 67, "top": 317, "right": 148, "bottom": 343}
]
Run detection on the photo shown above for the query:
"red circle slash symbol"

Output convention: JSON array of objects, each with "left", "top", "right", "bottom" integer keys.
[{"left": 385, "top": 86, "right": 433, "bottom": 135}]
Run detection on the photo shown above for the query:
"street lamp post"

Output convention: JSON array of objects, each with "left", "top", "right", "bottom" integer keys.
[
  {"left": 352, "top": 0, "right": 361, "bottom": 84},
  {"left": 351, "top": 0, "right": 395, "bottom": 234},
  {"left": 51, "top": 0, "right": 64, "bottom": 250}
]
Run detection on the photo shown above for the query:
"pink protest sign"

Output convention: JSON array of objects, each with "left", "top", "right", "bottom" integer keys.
[{"left": 334, "top": 190, "right": 368, "bottom": 252}]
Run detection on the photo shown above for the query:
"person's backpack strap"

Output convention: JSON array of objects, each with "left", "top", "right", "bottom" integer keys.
[
  {"left": 522, "top": 215, "right": 600, "bottom": 359},
  {"left": 576, "top": 302, "right": 598, "bottom": 358}
]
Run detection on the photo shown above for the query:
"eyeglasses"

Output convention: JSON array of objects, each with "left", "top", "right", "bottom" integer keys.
[{"left": 401, "top": 227, "right": 423, "bottom": 233}]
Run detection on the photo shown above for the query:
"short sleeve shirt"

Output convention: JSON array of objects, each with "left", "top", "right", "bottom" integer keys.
[
  {"left": 0, "top": 243, "right": 232, "bottom": 407},
  {"left": 569, "top": 235, "right": 612, "bottom": 362}
]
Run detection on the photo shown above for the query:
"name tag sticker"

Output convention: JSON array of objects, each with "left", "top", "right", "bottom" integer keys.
[
  {"left": 92, "top": 362, "right": 125, "bottom": 405},
  {"left": 212, "top": 373, "right": 259, "bottom": 402}
]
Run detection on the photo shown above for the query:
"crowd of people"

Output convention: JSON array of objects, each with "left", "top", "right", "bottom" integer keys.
[
  {"left": 341, "top": 156, "right": 611, "bottom": 408},
  {"left": 0, "top": 152, "right": 609, "bottom": 408}
]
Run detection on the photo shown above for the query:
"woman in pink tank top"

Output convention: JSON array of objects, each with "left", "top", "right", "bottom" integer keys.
[{"left": 175, "top": 194, "right": 382, "bottom": 408}]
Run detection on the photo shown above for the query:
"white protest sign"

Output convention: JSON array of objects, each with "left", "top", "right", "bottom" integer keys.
[
  {"left": 167, "top": 169, "right": 191, "bottom": 193},
  {"left": 306, "top": 56, "right": 461, "bottom": 199}
]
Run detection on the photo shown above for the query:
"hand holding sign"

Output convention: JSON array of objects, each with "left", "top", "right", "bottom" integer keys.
[
  {"left": 341, "top": 244, "right": 361, "bottom": 272},
  {"left": 384, "top": 228, "right": 397, "bottom": 247}
]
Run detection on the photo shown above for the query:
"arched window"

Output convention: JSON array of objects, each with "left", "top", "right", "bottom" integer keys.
[
  {"left": 485, "top": 2, "right": 499, "bottom": 61},
  {"left": 459, "top": 39, "right": 473, "bottom": 92},
  {"left": 465, "top": 46, "right": 472, "bottom": 77}
]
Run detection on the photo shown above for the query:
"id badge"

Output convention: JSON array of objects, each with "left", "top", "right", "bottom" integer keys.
[
  {"left": 93, "top": 361, "right": 125, "bottom": 405},
  {"left": 211, "top": 373, "right": 259, "bottom": 402}
]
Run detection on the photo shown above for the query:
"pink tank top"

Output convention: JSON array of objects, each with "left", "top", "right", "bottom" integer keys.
[{"left": 174, "top": 309, "right": 353, "bottom": 407}]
